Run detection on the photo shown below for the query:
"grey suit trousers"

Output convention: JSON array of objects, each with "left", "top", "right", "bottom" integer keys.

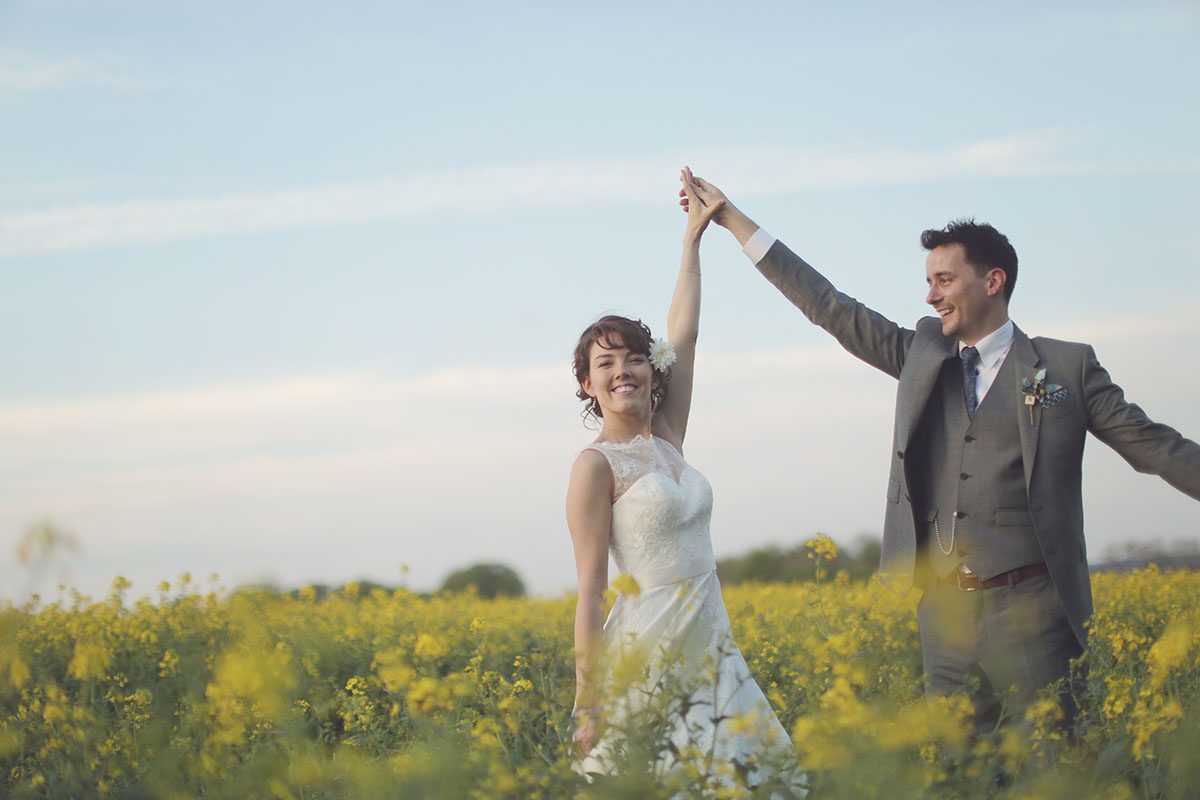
[{"left": 918, "top": 573, "right": 1082, "bottom": 733}]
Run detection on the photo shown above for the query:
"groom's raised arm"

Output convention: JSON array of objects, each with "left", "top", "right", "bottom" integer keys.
[{"left": 685, "top": 177, "right": 913, "bottom": 379}]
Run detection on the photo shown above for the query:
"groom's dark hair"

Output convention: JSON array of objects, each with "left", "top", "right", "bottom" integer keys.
[{"left": 921, "top": 218, "right": 1018, "bottom": 302}]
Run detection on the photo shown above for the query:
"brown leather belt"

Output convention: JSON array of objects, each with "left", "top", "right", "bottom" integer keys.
[{"left": 943, "top": 563, "right": 1049, "bottom": 592}]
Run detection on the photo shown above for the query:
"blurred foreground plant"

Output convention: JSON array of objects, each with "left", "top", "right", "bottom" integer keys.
[{"left": 0, "top": 567, "right": 1195, "bottom": 798}]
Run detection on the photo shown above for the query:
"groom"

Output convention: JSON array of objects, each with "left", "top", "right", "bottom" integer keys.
[{"left": 681, "top": 175, "right": 1200, "bottom": 729}]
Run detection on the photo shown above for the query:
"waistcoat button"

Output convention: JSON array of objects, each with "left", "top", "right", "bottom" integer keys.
[
  {"left": 960, "top": 473, "right": 970, "bottom": 480},
  {"left": 964, "top": 435, "right": 975, "bottom": 443}
]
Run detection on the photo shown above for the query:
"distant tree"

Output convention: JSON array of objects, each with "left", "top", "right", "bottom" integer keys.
[
  {"left": 843, "top": 537, "right": 882, "bottom": 581},
  {"left": 440, "top": 563, "right": 526, "bottom": 598},
  {"left": 718, "top": 545, "right": 805, "bottom": 584},
  {"left": 1096, "top": 539, "right": 1200, "bottom": 572},
  {"left": 717, "top": 535, "right": 882, "bottom": 585},
  {"left": 287, "top": 583, "right": 332, "bottom": 601},
  {"left": 282, "top": 580, "right": 424, "bottom": 602},
  {"left": 232, "top": 582, "right": 282, "bottom": 597}
]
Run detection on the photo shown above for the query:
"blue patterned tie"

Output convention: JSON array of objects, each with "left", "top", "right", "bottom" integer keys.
[{"left": 961, "top": 346, "right": 980, "bottom": 419}]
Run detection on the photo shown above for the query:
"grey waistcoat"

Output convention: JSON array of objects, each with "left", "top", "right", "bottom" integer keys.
[{"left": 907, "top": 352, "right": 1044, "bottom": 580}]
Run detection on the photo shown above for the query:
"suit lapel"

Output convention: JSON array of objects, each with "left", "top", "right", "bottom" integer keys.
[
  {"left": 1010, "top": 324, "right": 1042, "bottom": 489},
  {"left": 899, "top": 333, "right": 956, "bottom": 448}
]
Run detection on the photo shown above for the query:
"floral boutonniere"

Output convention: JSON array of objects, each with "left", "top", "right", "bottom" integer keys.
[{"left": 1021, "top": 368, "right": 1070, "bottom": 425}]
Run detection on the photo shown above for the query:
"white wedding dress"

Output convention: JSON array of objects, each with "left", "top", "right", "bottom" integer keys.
[{"left": 575, "top": 434, "right": 805, "bottom": 795}]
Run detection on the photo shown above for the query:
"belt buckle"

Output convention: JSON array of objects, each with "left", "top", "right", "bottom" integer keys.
[{"left": 955, "top": 564, "right": 980, "bottom": 592}]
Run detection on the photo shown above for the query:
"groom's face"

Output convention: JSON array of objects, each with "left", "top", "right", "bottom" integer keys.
[{"left": 925, "top": 243, "right": 995, "bottom": 344}]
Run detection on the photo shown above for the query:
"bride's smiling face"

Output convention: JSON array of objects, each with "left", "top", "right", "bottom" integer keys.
[{"left": 583, "top": 337, "right": 654, "bottom": 418}]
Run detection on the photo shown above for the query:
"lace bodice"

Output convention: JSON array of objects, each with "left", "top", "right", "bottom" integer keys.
[{"left": 584, "top": 435, "right": 716, "bottom": 588}]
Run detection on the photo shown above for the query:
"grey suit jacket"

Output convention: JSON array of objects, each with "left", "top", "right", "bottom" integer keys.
[{"left": 756, "top": 240, "right": 1200, "bottom": 645}]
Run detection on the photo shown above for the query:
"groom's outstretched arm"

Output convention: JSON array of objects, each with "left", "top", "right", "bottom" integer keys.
[
  {"left": 1083, "top": 347, "right": 1200, "bottom": 500},
  {"left": 684, "top": 177, "right": 912, "bottom": 379}
]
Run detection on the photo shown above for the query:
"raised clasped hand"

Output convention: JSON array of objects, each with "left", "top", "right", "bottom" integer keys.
[{"left": 679, "top": 166, "right": 726, "bottom": 236}]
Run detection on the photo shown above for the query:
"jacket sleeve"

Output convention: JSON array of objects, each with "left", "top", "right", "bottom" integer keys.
[
  {"left": 755, "top": 239, "right": 914, "bottom": 379},
  {"left": 1083, "top": 345, "right": 1200, "bottom": 500}
]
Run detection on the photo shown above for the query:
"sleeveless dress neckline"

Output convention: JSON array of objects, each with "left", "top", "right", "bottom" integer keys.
[{"left": 592, "top": 432, "right": 680, "bottom": 454}]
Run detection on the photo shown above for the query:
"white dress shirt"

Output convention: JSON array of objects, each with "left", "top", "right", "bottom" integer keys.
[
  {"left": 743, "top": 228, "right": 1016, "bottom": 404},
  {"left": 959, "top": 320, "right": 1014, "bottom": 405}
]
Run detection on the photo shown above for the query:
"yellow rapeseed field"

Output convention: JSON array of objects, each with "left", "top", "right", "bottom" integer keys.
[{"left": 1, "top": 556, "right": 1197, "bottom": 798}]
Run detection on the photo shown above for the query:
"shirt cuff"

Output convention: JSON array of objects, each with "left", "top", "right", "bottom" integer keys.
[{"left": 743, "top": 228, "right": 776, "bottom": 265}]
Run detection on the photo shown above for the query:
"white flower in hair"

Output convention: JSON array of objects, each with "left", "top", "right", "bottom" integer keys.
[{"left": 648, "top": 338, "right": 677, "bottom": 372}]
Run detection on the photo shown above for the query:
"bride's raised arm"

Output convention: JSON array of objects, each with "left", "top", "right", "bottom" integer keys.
[{"left": 652, "top": 167, "right": 724, "bottom": 450}]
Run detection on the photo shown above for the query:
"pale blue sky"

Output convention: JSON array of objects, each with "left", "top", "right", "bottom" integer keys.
[{"left": 3, "top": 1, "right": 1198, "bottom": 600}]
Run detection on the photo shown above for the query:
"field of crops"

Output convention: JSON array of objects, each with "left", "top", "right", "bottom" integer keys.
[{"left": 1, "top": 560, "right": 1197, "bottom": 799}]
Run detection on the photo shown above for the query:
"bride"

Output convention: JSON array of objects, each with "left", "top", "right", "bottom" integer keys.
[{"left": 565, "top": 168, "right": 805, "bottom": 794}]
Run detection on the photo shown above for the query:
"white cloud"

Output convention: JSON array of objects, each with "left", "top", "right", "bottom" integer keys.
[
  {"left": 0, "top": 177, "right": 142, "bottom": 212},
  {"left": 1051, "top": 315, "right": 1200, "bottom": 344},
  {"left": 0, "top": 52, "right": 155, "bottom": 92},
  {"left": 0, "top": 345, "right": 877, "bottom": 598},
  {"left": 4, "top": 131, "right": 1171, "bottom": 258},
  {"left": 3, "top": 317, "right": 1198, "bottom": 603}
]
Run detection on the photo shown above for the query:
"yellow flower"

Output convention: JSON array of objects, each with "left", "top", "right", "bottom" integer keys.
[
  {"left": 611, "top": 573, "right": 641, "bottom": 596},
  {"left": 68, "top": 641, "right": 113, "bottom": 681},
  {"left": 1024, "top": 698, "right": 1063, "bottom": 725},
  {"left": 1147, "top": 615, "right": 1196, "bottom": 689},
  {"left": 158, "top": 649, "right": 180, "bottom": 678},
  {"left": 725, "top": 709, "right": 761, "bottom": 735},
  {"left": 406, "top": 676, "right": 469, "bottom": 716},
  {"left": 8, "top": 656, "right": 30, "bottom": 689},
  {"left": 472, "top": 717, "right": 503, "bottom": 749},
  {"left": 374, "top": 650, "right": 416, "bottom": 694},
  {"left": 414, "top": 633, "right": 448, "bottom": 661},
  {"left": 805, "top": 533, "right": 839, "bottom": 561}
]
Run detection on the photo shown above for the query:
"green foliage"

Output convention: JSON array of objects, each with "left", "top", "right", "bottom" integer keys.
[
  {"left": 717, "top": 536, "right": 882, "bottom": 584},
  {"left": 440, "top": 562, "right": 526, "bottom": 598}
]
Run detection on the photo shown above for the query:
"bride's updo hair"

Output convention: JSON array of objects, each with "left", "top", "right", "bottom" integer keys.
[{"left": 572, "top": 315, "right": 670, "bottom": 422}]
